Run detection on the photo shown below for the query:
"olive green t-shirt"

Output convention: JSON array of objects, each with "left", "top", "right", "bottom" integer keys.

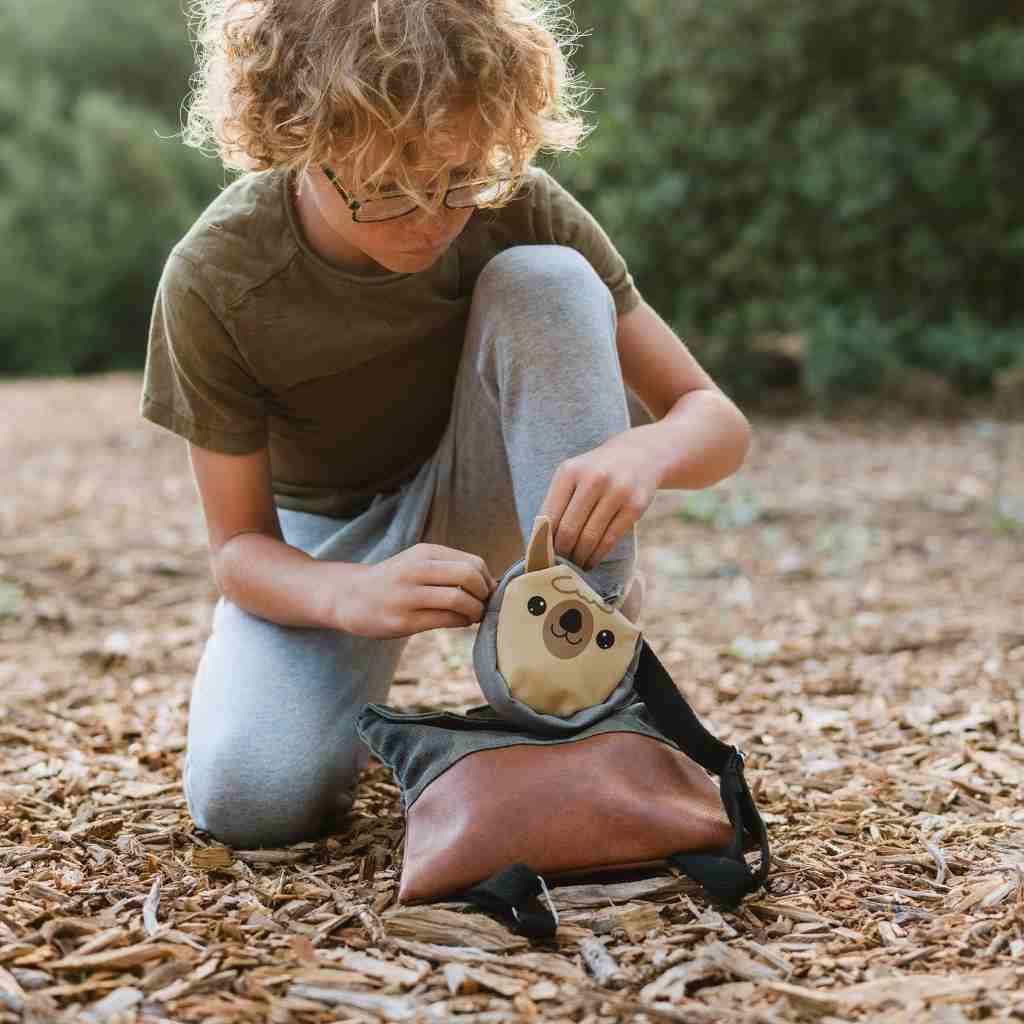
[{"left": 141, "top": 165, "right": 643, "bottom": 519}]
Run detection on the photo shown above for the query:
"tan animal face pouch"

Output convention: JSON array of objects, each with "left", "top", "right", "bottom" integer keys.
[{"left": 472, "top": 516, "right": 644, "bottom": 733}]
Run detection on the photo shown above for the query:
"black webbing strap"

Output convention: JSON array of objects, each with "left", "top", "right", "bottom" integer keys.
[
  {"left": 633, "top": 640, "right": 770, "bottom": 909},
  {"left": 464, "top": 863, "right": 558, "bottom": 939}
]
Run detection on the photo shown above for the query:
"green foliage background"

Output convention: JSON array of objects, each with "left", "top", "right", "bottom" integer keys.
[
  {"left": 1, "top": 0, "right": 1021, "bottom": 405},
  {"left": 550, "top": 0, "right": 1024, "bottom": 403},
  {"left": 0, "top": 0, "right": 223, "bottom": 375}
]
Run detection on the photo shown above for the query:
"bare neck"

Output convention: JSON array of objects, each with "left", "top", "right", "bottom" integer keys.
[{"left": 289, "top": 172, "right": 389, "bottom": 276}]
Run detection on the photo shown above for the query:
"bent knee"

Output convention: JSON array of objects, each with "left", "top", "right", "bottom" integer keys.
[
  {"left": 476, "top": 244, "right": 607, "bottom": 303},
  {"left": 185, "top": 745, "right": 362, "bottom": 849}
]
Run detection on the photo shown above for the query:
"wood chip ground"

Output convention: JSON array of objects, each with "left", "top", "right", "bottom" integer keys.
[{"left": 2, "top": 374, "right": 1023, "bottom": 1023}]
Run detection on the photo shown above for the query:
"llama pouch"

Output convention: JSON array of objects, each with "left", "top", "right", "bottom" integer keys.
[{"left": 473, "top": 515, "right": 645, "bottom": 734}]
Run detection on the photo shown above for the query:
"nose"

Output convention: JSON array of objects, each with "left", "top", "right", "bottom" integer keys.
[
  {"left": 410, "top": 220, "right": 449, "bottom": 248},
  {"left": 559, "top": 608, "right": 583, "bottom": 634}
]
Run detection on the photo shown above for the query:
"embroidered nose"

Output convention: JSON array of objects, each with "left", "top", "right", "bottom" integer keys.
[
  {"left": 559, "top": 608, "right": 583, "bottom": 634},
  {"left": 544, "top": 599, "right": 594, "bottom": 660}
]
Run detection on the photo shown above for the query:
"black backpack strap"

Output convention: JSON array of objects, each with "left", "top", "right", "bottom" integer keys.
[
  {"left": 464, "top": 863, "right": 558, "bottom": 939},
  {"left": 633, "top": 639, "right": 770, "bottom": 909}
]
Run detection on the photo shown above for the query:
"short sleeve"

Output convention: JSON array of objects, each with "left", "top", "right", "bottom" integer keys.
[
  {"left": 529, "top": 169, "right": 643, "bottom": 317},
  {"left": 140, "top": 253, "right": 269, "bottom": 453}
]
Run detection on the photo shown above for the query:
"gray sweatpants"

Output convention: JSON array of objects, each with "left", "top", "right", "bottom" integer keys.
[{"left": 184, "top": 245, "right": 638, "bottom": 848}]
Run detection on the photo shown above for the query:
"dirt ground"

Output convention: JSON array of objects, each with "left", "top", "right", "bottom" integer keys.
[{"left": 2, "top": 373, "right": 1023, "bottom": 1024}]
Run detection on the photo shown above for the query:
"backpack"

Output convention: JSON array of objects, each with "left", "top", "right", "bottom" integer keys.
[{"left": 356, "top": 516, "right": 770, "bottom": 938}]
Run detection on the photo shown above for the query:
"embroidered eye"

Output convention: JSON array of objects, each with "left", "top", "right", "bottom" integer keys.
[
  {"left": 596, "top": 629, "right": 615, "bottom": 649},
  {"left": 527, "top": 596, "right": 547, "bottom": 616}
]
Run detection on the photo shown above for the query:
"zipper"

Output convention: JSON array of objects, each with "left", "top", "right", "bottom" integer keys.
[{"left": 362, "top": 701, "right": 663, "bottom": 739}]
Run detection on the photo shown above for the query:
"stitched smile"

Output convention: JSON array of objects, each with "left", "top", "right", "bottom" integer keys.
[{"left": 550, "top": 626, "right": 584, "bottom": 645}]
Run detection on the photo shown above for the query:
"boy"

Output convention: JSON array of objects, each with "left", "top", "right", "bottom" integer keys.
[{"left": 142, "top": 0, "right": 751, "bottom": 849}]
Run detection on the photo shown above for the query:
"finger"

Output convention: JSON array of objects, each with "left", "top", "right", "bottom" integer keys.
[
  {"left": 418, "top": 543, "right": 485, "bottom": 563},
  {"left": 451, "top": 549, "right": 495, "bottom": 593},
  {"left": 469, "top": 553, "right": 498, "bottom": 593},
  {"left": 539, "top": 463, "right": 576, "bottom": 537},
  {"left": 416, "top": 585, "right": 485, "bottom": 623},
  {"left": 401, "top": 610, "right": 475, "bottom": 635},
  {"left": 416, "top": 546, "right": 496, "bottom": 594},
  {"left": 555, "top": 478, "right": 604, "bottom": 562},
  {"left": 459, "top": 553, "right": 496, "bottom": 595},
  {"left": 571, "top": 490, "right": 624, "bottom": 568},
  {"left": 584, "top": 506, "right": 638, "bottom": 571},
  {"left": 418, "top": 560, "right": 491, "bottom": 602}
]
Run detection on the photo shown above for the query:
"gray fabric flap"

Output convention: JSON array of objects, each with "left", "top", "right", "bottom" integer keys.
[{"left": 355, "top": 701, "right": 678, "bottom": 810}]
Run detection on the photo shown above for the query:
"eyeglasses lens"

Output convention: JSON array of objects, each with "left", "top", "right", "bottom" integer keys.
[
  {"left": 352, "top": 178, "right": 516, "bottom": 222},
  {"left": 354, "top": 195, "right": 419, "bottom": 223},
  {"left": 447, "top": 179, "right": 507, "bottom": 208}
]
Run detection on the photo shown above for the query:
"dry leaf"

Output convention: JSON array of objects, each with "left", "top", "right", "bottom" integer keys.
[
  {"left": 381, "top": 907, "right": 529, "bottom": 952},
  {"left": 191, "top": 846, "right": 234, "bottom": 870},
  {"left": 142, "top": 874, "right": 162, "bottom": 937},
  {"left": 48, "top": 943, "right": 184, "bottom": 971}
]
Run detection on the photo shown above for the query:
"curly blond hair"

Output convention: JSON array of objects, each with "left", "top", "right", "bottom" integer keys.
[{"left": 183, "top": 0, "right": 592, "bottom": 212}]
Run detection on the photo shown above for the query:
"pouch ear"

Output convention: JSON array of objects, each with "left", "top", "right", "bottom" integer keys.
[
  {"left": 525, "top": 515, "right": 555, "bottom": 572},
  {"left": 613, "top": 572, "right": 645, "bottom": 625}
]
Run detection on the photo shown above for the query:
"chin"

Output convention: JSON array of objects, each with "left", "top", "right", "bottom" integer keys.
[{"left": 384, "top": 245, "right": 448, "bottom": 272}]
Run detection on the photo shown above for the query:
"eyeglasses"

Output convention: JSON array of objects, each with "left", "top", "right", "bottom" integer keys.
[{"left": 321, "top": 166, "right": 518, "bottom": 223}]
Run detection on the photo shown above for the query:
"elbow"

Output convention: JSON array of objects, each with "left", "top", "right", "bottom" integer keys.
[
  {"left": 208, "top": 548, "right": 232, "bottom": 601},
  {"left": 208, "top": 530, "right": 270, "bottom": 606},
  {"left": 703, "top": 389, "right": 752, "bottom": 481},
  {"left": 732, "top": 406, "right": 753, "bottom": 473},
  {"left": 209, "top": 537, "right": 247, "bottom": 604}
]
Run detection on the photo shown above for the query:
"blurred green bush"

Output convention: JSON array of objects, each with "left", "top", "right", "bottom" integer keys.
[
  {"left": 550, "top": 0, "right": 1024, "bottom": 407},
  {"left": 1, "top": 0, "right": 1021, "bottom": 410},
  {"left": 0, "top": 0, "right": 222, "bottom": 374}
]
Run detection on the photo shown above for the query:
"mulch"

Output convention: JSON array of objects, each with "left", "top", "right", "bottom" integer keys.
[{"left": 1, "top": 373, "right": 1023, "bottom": 1023}]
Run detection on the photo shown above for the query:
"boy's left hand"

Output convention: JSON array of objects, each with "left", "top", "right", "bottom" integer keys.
[{"left": 539, "top": 435, "right": 659, "bottom": 572}]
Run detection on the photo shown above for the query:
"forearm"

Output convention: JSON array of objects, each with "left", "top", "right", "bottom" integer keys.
[
  {"left": 213, "top": 532, "right": 361, "bottom": 630},
  {"left": 625, "top": 388, "right": 752, "bottom": 490}
]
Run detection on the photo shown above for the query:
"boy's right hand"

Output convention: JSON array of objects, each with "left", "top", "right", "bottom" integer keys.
[{"left": 334, "top": 544, "right": 497, "bottom": 639}]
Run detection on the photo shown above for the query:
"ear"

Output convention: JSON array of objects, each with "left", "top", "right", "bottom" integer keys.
[
  {"left": 525, "top": 515, "right": 555, "bottom": 572},
  {"left": 612, "top": 572, "right": 645, "bottom": 625}
]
